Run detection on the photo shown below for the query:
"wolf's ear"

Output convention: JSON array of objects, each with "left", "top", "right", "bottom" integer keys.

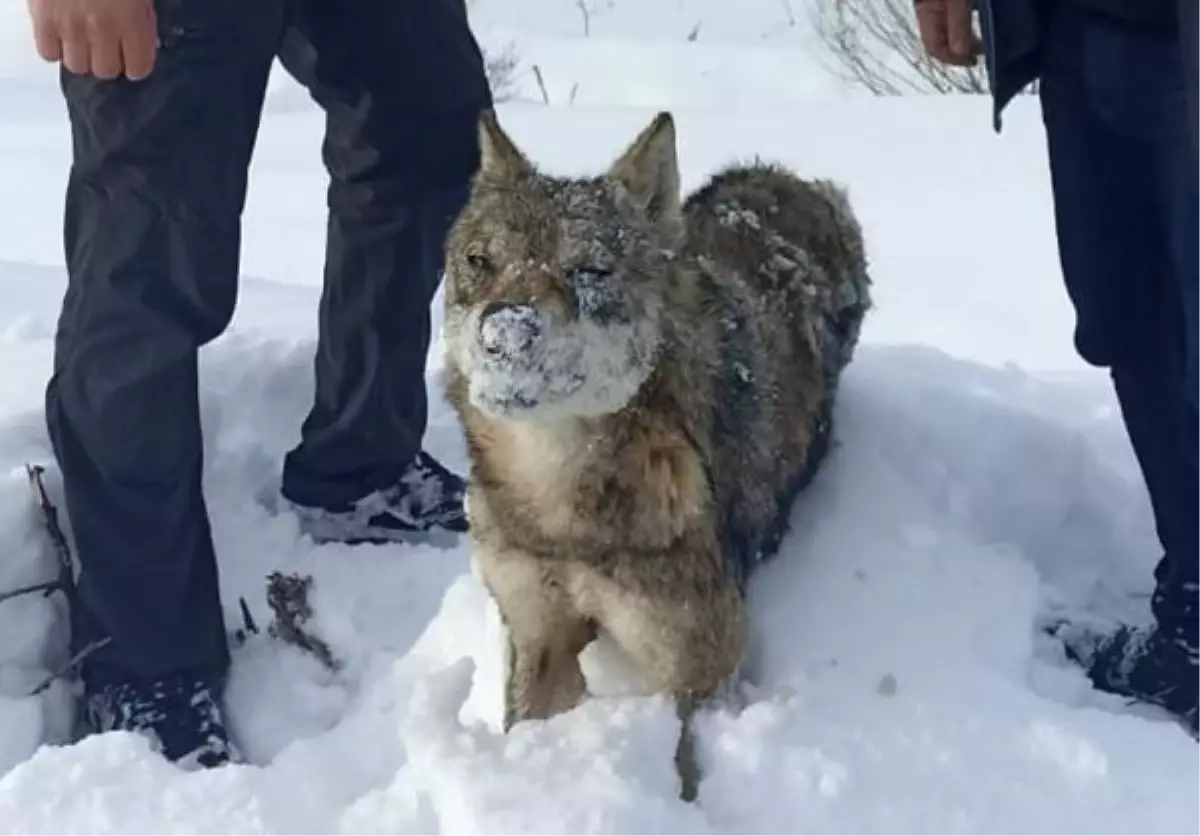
[
  {"left": 477, "top": 109, "right": 532, "bottom": 181},
  {"left": 608, "top": 112, "right": 683, "bottom": 241}
]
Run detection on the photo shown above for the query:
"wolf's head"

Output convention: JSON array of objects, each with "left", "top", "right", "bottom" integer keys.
[{"left": 443, "top": 111, "right": 683, "bottom": 422}]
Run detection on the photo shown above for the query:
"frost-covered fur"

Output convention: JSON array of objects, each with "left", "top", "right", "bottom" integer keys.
[
  {"left": 440, "top": 110, "right": 871, "bottom": 798},
  {"left": 447, "top": 289, "right": 661, "bottom": 421}
]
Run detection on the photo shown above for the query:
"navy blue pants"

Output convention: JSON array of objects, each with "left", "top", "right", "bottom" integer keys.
[
  {"left": 1039, "top": 2, "right": 1198, "bottom": 643},
  {"left": 45, "top": 0, "right": 491, "bottom": 680},
  {"left": 1182, "top": 0, "right": 1198, "bottom": 152}
]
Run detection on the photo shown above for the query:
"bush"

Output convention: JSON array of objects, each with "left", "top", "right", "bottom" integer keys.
[
  {"left": 810, "top": 0, "right": 989, "bottom": 95},
  {"left": 484, "top": 42, "right": 521, "bottom": 103}
]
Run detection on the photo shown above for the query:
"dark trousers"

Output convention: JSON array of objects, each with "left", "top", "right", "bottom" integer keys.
[
  {"left": 44, "top": 0, "right": 491, "bottom": 680},
  {"left": 1181, "top": 0, "right": 1198, "bottom": 153},
  {"left": 1039, "top": 2, "right": 1199, "bottom": 644}
]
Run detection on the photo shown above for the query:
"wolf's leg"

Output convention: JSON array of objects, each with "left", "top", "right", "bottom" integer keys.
[
  {"left": 674, "top": 692, "right": 701, "bottom": 803},
  {"left": 599, "top": 580, "right": 745, "bottom": 696},
  {"left": 480, "top": 548, "right": 594, "bottom": 730},
  {"left": 596, "top": 576, "right": 746, "bottom": 802},
  {"left": 502, "top": 617, "right": 593, "bottom": 730}
]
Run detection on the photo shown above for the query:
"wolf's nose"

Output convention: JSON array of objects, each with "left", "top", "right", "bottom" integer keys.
[{"left": 479, "top": 302, "right": 543, "bottom": 357}]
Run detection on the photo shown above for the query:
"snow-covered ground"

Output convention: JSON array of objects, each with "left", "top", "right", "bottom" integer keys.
[{"left": 0, "top": 0, "right": 1196, "bottom": 832}]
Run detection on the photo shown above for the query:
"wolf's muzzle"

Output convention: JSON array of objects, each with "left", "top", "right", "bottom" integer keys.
[{"left": 479, "top": 301, "right": 545, "bottom": 359}]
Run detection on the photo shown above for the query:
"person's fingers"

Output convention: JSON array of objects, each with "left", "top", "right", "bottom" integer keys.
[
  {"left": 970, "top": 31, "right": 985, "bottom": 58},
  {"left": 29, "top": 12, "right": 63, "bottom": 63},
  {"left": 120, "top": 9, "right": 156, "bottom": 80},
  {"left": 59, "top": 18, "right": 91, "bottom": 75},
  {"left": 88, "top": 16, "right": 124, "bottom": 79},
  {"left": 945, "top": 0, "right": 979, "bottom": 64},
  {"left": 915, "top": 1, "right": 952, "bottom": 63}
]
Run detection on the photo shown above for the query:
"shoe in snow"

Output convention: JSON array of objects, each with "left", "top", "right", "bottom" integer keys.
[
  {"left": 288, "top": 450, "right": 469, "bottom": 547},
  {"left": 83, "top": 666, "right": 240, "bottom": 768},
  {"left": 1051, "top": 621, "right": 1198, "bottom": 737}
]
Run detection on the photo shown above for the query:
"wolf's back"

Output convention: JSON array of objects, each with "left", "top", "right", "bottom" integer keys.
[
  {"left": 680, "top": 161, "right": 871, "bottom": 591},
  {"left": 683, "top": 162, "right": 871, "bottom": 377}
]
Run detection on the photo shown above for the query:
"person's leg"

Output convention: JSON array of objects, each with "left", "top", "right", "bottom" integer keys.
[
  {"left": 45, "top": 0, "right": 289, "bottom": 763},
  {"left": 1179, "top": 0, "right": 1197, "bottom": 152},
  {"left": 1038, "top": 1, "right": 1198, "bottom": 734},
  {"left": 1175, "top": 0, "right": 1199, "bottom": 400},
  {"left": 273, "top": 0, "right": 491, "bottom": 545}
]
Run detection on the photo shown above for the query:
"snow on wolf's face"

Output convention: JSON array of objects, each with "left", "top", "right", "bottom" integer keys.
[
  {"left": 445, "top": 253, "right": 663, "bottom": 421},
  {"left": 442, "top": 111, "right": 684, "bottom": 422}
]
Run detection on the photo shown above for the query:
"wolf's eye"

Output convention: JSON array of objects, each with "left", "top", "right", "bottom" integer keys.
[{"left": 466, "top": 251, "right": 493, "bottom": 273}]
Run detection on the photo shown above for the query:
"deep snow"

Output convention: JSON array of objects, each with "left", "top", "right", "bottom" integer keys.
[{"left": 0, "top": 0, "right": 1196, "bottom": 832}]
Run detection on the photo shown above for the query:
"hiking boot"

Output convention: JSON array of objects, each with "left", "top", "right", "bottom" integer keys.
[
  {"left": 1051, "top": 621, "right": 1198, "bottom": 737},
  {"left": 287, "top": 450, "right": 469, "bottom": 546},
  {"left": 82, "top": 666, "right": 239, "bottom": 768}
]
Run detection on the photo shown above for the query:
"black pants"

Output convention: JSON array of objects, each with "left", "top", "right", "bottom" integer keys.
[
  {"left": 1039, "top": 2, "right": 1199, "bottom": 643},
  {"left": 1181, "top": 0, "right": 1198, "bottom": 153},
  {"left": 44, "top": 0, "right": 491, "bottom": 680}
]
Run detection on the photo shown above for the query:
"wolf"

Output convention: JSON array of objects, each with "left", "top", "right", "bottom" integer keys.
[{"left": 440, "top": 109, "right": 871, "bottom": 797}]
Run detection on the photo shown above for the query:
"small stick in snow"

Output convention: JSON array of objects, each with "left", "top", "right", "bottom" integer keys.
[
  {"left": 5, "top": 464, "right": 116, "bottom": 697},
  {"left": 265, "top": 571, "right": 341, "bottom": 672},
  {"left": 28, "top": 637, "right": 113, "bottom": 696},
  {"left": 0, "top": 579, "right": 62, "bottom": 606},
  {"left": 26, "top": 463, "right": 77, "bottom": 598},
  {"left": 575, "top": 0, "right": 591, "bottom": 36},
  {"left": 231, "top": 595, "right": 261, "bottom": 647},
  {"left": 532, "top": 64, "right": 551, "bottom": 105}
]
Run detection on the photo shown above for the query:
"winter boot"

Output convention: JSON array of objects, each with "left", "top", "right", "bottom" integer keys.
[
  {"left": 287, "top": 450, "right": 469, "bottom": 546},
  {"left": 82, "top": 664, "right": 240, "bottom": 768},
  {"left": 1051, "top": 621, "right": 1198, "bottom": 737}
]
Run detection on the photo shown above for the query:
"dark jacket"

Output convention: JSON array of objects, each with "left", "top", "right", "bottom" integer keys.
[
  {"left": 975, "top": 0, "right": 1186, "bottom": 131},
  {"left": 974, "top": 0, "right": 1041, "bottom": 131}
]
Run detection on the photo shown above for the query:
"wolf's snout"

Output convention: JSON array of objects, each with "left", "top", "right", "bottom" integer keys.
[{"left": 479, "top": 301, "right": 544, "bottom": 358}]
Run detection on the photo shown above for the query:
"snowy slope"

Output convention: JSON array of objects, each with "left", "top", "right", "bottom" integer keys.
[{"left": 0, "top": 0, "right": 1197, "bottom": 832}]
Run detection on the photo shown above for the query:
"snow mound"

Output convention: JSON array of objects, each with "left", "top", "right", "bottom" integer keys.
[{"left": 0, "top": 317, "right": 1193, "bottom": 833}]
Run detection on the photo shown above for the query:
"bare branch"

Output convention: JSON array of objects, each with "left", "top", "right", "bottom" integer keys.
[
  {"left": 483, "top": 42, "right": 521, "bottom": 103},
  {"left": 780, "top": 0, "right": 797, "bottom": 27},
  {"left": 0, "top": 580, "right": 63, "bottom": 605},
  {"left": 576, "top": 0, "right": 591, "bottom": 36},
  {"left": 532, "top": 64, "right": 551, "bottom": 104}
]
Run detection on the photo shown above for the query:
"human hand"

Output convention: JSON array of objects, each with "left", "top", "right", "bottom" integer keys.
[
  {"left": 914, "top": 0, "right": 984, "bottom": 67},
  {"left": 27, "top": 0, "right": 158, "bottom": 80}
]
